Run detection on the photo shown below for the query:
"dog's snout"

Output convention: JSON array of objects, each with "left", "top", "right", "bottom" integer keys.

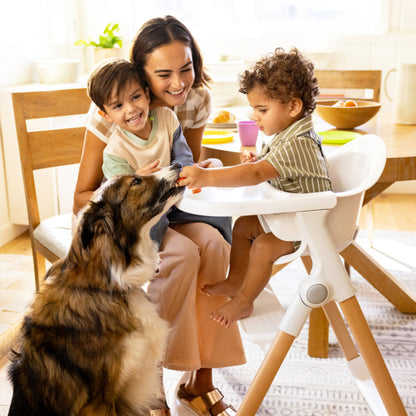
[{"left": 172, "top": 163, "right": 182, "bottom": 170}]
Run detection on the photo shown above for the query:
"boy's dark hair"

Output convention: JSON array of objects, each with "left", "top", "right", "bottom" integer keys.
[
  {"left": 239, "top": 47, "right": 319, "bottom": 115},
  {"left": 130, "top": 15, "right": 211, "bottom": 93},
  {"left": 87, "top": 57, "right": 146, "bottom": 111}
]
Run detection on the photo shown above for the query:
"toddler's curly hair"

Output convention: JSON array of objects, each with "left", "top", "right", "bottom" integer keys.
[{"left": 239, "top": 47, "right": 319, "bottom": 115}]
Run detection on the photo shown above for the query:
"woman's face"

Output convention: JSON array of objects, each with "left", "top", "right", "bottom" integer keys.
[{"left": 143, "top": 40, "right": 195, "bottom": 108}]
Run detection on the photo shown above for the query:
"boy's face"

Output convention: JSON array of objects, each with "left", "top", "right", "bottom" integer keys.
[
  {"left": 247, "top": 86, "right": 302, "bottom": 136},
  {"left": 102, "top": 79, "right": 150, "bottom": 136}
]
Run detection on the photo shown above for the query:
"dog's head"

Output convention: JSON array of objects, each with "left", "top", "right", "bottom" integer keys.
[{"left": 76, "top": 164, "right": 185, "bottom": 267}]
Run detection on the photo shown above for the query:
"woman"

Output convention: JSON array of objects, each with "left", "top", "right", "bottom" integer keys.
[{"left": 73, "top": 16, "right": 245, "bottom": 416}]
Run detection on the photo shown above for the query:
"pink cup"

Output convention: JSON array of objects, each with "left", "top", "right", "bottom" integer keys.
[{"left": 238, "top": 120, "right": 259, "bottom": 146}]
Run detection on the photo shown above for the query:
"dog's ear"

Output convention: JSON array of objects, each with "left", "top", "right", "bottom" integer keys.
[{"left": 79, "top": 201, "right": 114, "bottom": 250}]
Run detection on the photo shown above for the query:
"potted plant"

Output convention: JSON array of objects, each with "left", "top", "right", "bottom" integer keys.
[{"left": 75, "top": 23, "right": 124, "bottom": 64}]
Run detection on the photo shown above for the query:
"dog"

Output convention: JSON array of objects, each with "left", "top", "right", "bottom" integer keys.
[{"left": 7, "top": 164, "right": 185, "bottom": 416}]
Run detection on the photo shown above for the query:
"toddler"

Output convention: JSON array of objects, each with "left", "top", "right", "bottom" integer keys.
[{"left": 179, "top": 47, "right": 332, "bottom": 327}]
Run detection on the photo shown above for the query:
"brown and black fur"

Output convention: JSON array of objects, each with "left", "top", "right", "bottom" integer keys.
[{"left": 7, "top": 165, "right": 185, "bottom": 416}]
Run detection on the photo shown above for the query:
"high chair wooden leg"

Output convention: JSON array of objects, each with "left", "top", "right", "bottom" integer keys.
[
  {"left": 308, "top": 307, "right": 329, "bottom": 357},
  {"left": 237, "top": 330, "right": 295, "bottom": 416},
  {"left": 323, "top": 301, "right": 358, "bottom": 361},
  {"left": 339, "top": 295, "right": 407, "bottom": 415}
]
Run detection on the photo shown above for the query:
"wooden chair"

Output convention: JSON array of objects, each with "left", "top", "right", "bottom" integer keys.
[
  {"left": 12, "top": 88, "right": 90, "bottom": 290},
  {"left": 315, "top": 69, "right": 382, "bottom": 102}
]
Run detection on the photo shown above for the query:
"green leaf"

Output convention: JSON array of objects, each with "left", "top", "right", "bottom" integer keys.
[{"left": 75, "top": 22, "right": 123, "bottom": 48}]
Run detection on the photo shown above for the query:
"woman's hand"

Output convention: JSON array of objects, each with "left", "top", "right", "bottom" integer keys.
[
  {"left": 135, "top": 159, "right": 161, "bottom": 176},
  {"left": 240, "top": 150, "right": 258, "bottom": 164}
]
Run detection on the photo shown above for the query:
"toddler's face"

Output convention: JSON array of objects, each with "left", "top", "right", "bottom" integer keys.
[
  {"left": 103, "top": 79, "right": 150, "bottom": 137},
  {"left": 247, "top": 86, "right": 297, "bottom": 136}
]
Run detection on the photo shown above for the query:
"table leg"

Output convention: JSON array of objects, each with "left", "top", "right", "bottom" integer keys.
[
  {"left": 341, "top": 241, "right": 416, "bottom": 313},
  {"left": 301, "top": 256, "right": 330, "bottom": 358}
]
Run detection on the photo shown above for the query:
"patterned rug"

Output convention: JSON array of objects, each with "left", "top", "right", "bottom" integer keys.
[
  {"left": 1, "top": 231, "right": 415, "bottom": 415},
  {"left": 164, "top": 230, "right": 416, "bottom": 416}
]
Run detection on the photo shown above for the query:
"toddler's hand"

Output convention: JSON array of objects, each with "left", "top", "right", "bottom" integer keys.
[
  {"left": 240, "top": 150, "right": 257, "bottom": 164},
  {"left": 178, "top": 165, "right": 206, "bottom": 188}
]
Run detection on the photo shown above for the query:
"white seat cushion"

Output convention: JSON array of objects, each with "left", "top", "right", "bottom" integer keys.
[{"left": 33, "top": 213, "right": 73, "bottom": 259}]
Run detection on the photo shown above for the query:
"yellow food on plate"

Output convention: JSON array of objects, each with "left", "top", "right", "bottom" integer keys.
[{"left": 212, "top": 110, "right": 236, "bottom": 124}]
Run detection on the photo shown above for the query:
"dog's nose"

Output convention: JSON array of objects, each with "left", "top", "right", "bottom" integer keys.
[{"left": 172, "top": 163, "right": 182, "bottom": 170}]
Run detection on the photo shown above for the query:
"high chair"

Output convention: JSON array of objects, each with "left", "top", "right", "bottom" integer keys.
[{"left": 178, "top": 134, "right": 407, "bottom": 415}]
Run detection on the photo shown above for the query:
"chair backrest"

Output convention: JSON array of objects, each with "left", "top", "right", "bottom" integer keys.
[
  {"left": 325, "top": 134, "right": 386, "bottom": 251},
  {"left": 315, "top": 70, "right": 382, "bottom": 102},
  {"left": 12, "top": 88, "right": 90, "bottom": 231}
]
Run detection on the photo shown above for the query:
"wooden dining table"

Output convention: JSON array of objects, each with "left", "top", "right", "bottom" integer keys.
[{"left": 200, "top": 107, "right": 416, "bottom": 357}]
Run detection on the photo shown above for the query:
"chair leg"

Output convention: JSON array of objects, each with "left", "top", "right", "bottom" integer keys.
[
  {"left": 366, "top": 200, "right": 376, "bottom": 248},
  {"left": 33, "top": 251, "right": 46, "bottom": 292},
  {"left": 237, "top": 330, "right": 295, "bottom": 416},
  {"left": 339, "top": 295, "right": 407, "bottom": 415}
]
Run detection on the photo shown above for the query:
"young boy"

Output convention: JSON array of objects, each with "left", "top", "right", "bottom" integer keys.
[
  {"left": 179, "top": 47, "right": 332, "bottom": 328},
  {"left": 87, "top": 57, "right": 232, "bottom": 246},
  {"left": 87, "top": 57, "right": 194, "bottom": 181}
]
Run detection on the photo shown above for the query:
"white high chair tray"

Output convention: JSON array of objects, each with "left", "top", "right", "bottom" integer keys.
[{"left": 177, "top": 182, "right": 336, "bottom": 217}]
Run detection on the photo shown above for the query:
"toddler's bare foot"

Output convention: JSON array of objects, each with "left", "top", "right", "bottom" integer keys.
[
  {"left": 200, "top": 280, "right": 241, "bottom": 298},
  {"left": 210, "top": 296, "right": 254, "bottom": 328}
]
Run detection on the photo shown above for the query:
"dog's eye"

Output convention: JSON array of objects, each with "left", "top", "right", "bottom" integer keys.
[{"left": 130, "top": 177, "right": 142, "bottom": 187}]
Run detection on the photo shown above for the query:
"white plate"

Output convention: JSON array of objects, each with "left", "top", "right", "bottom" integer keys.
[{"left": 206, "top": 122, "right": 237, "bottom": 129}]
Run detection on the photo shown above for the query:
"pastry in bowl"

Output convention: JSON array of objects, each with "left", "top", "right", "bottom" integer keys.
[
  {"left": 212, "top": 110, "right": 236, "bottom": 124},
  {"left": 315, "top": 99, "right": 381, "bottom": 129}
]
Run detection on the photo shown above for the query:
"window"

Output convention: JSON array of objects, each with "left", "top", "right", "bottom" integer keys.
[
  {"left": 78, "top": 0, "right": 384, "bottom": 61},
  {"left": 3, "top": 0, "right": 77, "bottom": 44}
]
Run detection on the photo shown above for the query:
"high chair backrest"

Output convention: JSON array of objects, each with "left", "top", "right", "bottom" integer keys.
[
  {"left": 324, "top": 134, "right": 386, "bottom": 252},
  {"left": 269, "top": 134, "right": 387, "bottom": 264},
  {"left": 12, "top": 87, "right": 90, "bottom": 289}
]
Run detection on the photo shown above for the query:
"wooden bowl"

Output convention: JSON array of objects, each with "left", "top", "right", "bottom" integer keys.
[{"left": 315, "top": 99, "right": 381, "bottom": 129}]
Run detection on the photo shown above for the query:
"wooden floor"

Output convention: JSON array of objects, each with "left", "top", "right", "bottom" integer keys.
[{"left": 361, "top": 193, "right": 416, "bottom": 232}]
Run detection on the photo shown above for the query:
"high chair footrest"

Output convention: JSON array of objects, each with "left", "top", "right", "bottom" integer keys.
[{"left": 238, "top": 285, "right": 285, "bottom": 343}]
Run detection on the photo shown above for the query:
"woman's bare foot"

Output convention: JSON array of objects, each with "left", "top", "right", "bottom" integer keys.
[
  {"left": 210, "top": 295, "right": 254, "bottom": 328},
  {"left": 200, "top": 280, "right": 241, "bottom": 298}
]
